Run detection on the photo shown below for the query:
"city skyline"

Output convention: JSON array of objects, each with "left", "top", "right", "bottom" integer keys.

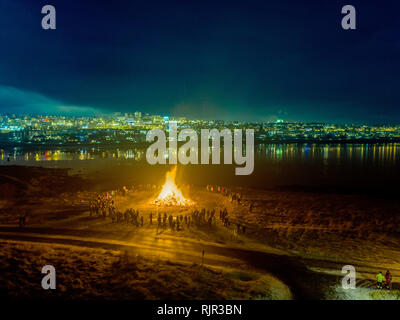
[
  {"left": 2, "top": 112, "right": 400, "bottom": 147},
  {"left": 3, "top": 110, "right": 400, "bottom": 126}
]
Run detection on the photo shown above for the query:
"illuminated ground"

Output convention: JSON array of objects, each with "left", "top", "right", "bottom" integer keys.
[{"left": 0, "top": 167, "right": 399, "bottom": 299}]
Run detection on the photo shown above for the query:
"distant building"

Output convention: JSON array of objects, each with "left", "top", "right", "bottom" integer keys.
[{"left": 164, "top": 116, "right": 169, "bottom": 131}]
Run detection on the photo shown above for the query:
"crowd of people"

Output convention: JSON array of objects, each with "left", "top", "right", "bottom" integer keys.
[
  {"left": 206, "top": 184, "right": 243, "bottom": 205},
  {"left": 89, "top": 193, "right": 115, "bottom": 218},
  {"left": 205, "top": 183, "right": 259, "bottom": 215},
  {"left": 219, "top": 207, "right": 246, "bottom": 237},
  {"left": 89, "top": 190, "right": 222, "bottom": 232},
  {"left": 87, "top": 189, "right": 250, "bottom": 240},
  {"left": 156, "top": 212, "right": 191, "bottom": 232},
  {"left": 89, "top": 192, "right": 148, "bottom": 226},
  {"left": 205, "top": 185, "right": 248, "bottom": 236},
  {"left": 190, "top": 208, "right": 216, "bottom": 228},
  {"left": 88, "top": 184, "right": 163, "bottom": 218}
]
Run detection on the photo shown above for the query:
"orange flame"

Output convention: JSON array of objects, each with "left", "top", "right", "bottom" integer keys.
[{"left": 153, "top": 166, "right": 191, "bottom": 206}]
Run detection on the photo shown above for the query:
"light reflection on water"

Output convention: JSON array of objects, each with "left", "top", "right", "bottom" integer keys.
[
  {"left": 256, "top": 143, "right": 400, "bottom": 167},
  {"left": 1, "top": 143, "right": 399, "bottom": 188},
  {"left": 0, "top": 148, "right": 145, "bottom": 163},
  {"left": 0, "top": 143, "right": 399, "bottom": 168}
]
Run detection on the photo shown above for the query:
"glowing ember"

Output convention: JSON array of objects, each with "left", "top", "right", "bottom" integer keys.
[{"left": 152, "top": 166, "right": 192, "bottom": 206}]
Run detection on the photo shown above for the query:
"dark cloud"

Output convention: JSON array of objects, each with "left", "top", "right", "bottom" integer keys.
[
  {"left": 0, "top": 85, "right": 100, "bottom": 115},
  {"left": 0, "top": 0, "right": 399, "bottom": 123}
]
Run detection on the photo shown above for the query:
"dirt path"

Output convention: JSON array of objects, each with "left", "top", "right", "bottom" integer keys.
[{"left": 0, "top": 226, "right": 337, "bottom": 299}]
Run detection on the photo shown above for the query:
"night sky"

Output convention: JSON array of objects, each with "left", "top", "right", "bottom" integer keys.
[{"left": 0, "top": 0, "right": 399, "bottom": 123}]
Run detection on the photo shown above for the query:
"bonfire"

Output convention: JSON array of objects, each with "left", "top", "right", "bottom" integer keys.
[{"left": 152, "top": 166, "right": 192, "bottom": 206}]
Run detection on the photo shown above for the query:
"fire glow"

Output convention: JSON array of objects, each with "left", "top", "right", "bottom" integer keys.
[{"left": 152, "top": 166, "right": 192, "bottom": 206}]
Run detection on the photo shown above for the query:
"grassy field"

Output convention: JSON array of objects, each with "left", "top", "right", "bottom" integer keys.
[{"left": 0, "top": 240, "right": 291, "bottom": 300}]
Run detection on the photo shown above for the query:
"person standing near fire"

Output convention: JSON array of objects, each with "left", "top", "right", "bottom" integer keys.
[
  {"left": 163, "top": 213, "right": 167, "bottom": 228},
  {"left": 385, "top": 270, "right": 392, "bottom": 290},
  {"left": 377, "top": 271, "right": 384, "bottom": 289},
  {"left": 168, "top": 215, "right": 173, "bottom": 228},
  {"left": 157, "top": 213, "right": 161, "bottom": 227}
]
